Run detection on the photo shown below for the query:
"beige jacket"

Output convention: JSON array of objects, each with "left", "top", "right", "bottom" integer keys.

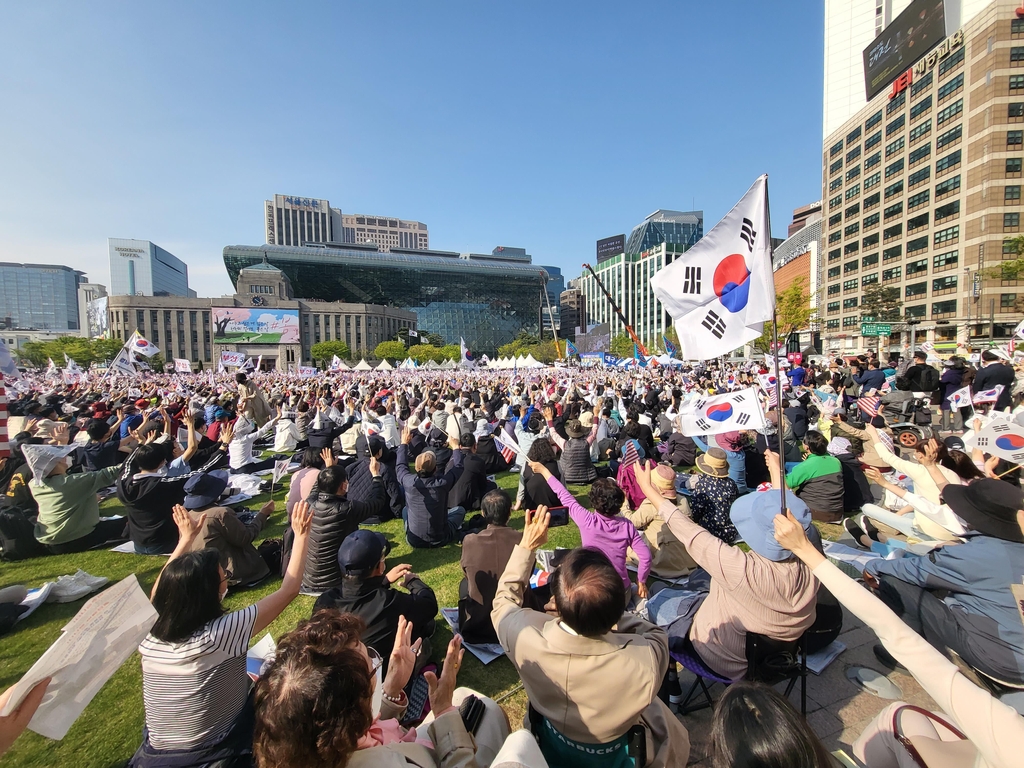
[
  {"left": 659, "top": 500, "right": 817, "bottom": 681},
  {"left": 625, "top": 497, "right": 697, "bottom": 578},
  {"left": 347, "top": 704, "right": 479, "bottom": 768},
  {"left": 872, "top": 440, "right": 961, "bottom": 540},
  {"left": 491, "top": 545, "right": 690, "bottom": 767},
  {"left": 830, "top": 420, "right": 891, "bottom": 469},
  {"left": 815, "top": 559, "right": 1024, "bottom": 768}
]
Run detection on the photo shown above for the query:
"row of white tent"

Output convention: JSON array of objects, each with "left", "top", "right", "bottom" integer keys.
[
  {"left": 331, "top": 358, "right": 465, "bottom": 372},
  {"left": 485, "top": 354, "right": 546, "bottom": 369}
]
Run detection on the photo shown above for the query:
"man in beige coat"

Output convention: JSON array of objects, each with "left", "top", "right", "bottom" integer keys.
[{"left": 491, "top": 506, "right": 690, "bottom": 767}]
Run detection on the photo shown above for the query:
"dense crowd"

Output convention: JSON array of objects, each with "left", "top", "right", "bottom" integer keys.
[{"left": 0, "top": 348, "right": 1023, "bottom": 768}]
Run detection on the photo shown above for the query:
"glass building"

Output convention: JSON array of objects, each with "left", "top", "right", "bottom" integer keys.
[
  {"left": 0, "top": 262, "right": 84, "bottom": 331},
  {"left": 623, "top": 210, "right": 704, "bottom": 255},
  {"left": 108, "top": 238, "right": 193, "bottom": 297},
  {"left": 222, "top": 244, "right": 549, "bottom": 353}
]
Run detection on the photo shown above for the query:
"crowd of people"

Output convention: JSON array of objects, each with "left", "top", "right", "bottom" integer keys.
[{"left": 0, "top": 347, "right": 1022, "bottom": 768}]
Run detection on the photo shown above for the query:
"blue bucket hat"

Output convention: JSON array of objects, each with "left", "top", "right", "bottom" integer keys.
[{"left": 729, "top": 490, "right": 812, "bottom": 562}]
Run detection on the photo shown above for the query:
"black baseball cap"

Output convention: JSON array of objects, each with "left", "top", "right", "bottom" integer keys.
[{"left": 337, "top": 530, "right": 391, "bottom": 574}]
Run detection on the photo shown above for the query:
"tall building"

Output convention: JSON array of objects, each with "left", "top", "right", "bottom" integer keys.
[
  {"left": 623, "top": 210, "right": 703, "bottom": 255},
  {"left": 105, "top": 259, "right": 417, "bottom": 367},
  {"left": 223, "top": 243, "right": 547, "bottom": 354},
  {"left": 559, "top": 282, "right": 587, "bottom": 341},
  {"left": 264, "top": 194, "right": 428, "bottom": 252},
  {"left": 824, "top": 0, "right": 991, "bottom": 139},
  {"left": 0, "top": 263, "right": 84, "bottom": 332},
  {"left": 108, "top": 239, "right": 193, "bottom": 297},
  {"left": 820, "top": 0, "right": 1024, "bottom": 358},
  {"left": 788, "top": 201, "right": 823, "bottom": 236},
  {"left": 540, "top": 264, "right": 564, "bottom": 332}
]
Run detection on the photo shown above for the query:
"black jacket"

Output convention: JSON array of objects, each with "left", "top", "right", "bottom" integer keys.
[
  {"left": 302, "top": 478, "right": 386, "bottom": 592},
  {"left": 396, "top": 444, "right": 464, "bottom": 547},
  {"left": 115, "top": 447, "right": 226, "bottom": 553},
  {"left": 475, "top": 435, "right": 511, "bottom": 474},
  {"left": 558, "top": 437, "right": 597, "bottom": 484},
  {"left": 835, "top": 453, "right": 872, "bottom": 513},
  {"left": 313, "top": 574, "right": 437, "bottom": 675},
  {"left": 973, "top": 362, "right": 1016, "bottom": 411},
  {"left": 306, "top": 416, "right": 356, "bottom": 450},
  {"left": 522, "top": 461, "right": 561, "bottom": 510},
  {"left": 446, "top": 452, "right": 492, "bottom": 511},
  {"left": 347, "top": 455, "right": 404, "bottom": 522},
  {"left": 661, "top": 432, "right": 697, "bottom": 467}
]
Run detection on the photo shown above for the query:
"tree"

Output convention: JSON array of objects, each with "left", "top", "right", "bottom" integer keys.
[
  {"left": 752, "top": 279, "right": 813, "bottom": 354},
  {"left": 859, "top": 284, "right": 902, "bottom": 321},
  {"left": 438, "top": 344, "right": 461, "bottom": 361},
  {"left": 408, "top": 343, "right": 442, "bottom": 364},
  {"left": 982, "top": 234, "right": 1024, "bottom": 280},
  {"left": 423, "top": 332, "right": 446, "bottom": 347},
  {"left": 92, "top": 337, "right": 125, "bottom": 364},
  {"left": 609, "top": 333, "right": 635, "bottom": 358},
  {"left": 310, "top": 340, "right": 351, "bottom": 366},
  {"left": 373, "top": 340, "right": 407, "bottom": 361}
]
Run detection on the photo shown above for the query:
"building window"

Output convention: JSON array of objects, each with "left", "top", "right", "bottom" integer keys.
[
  {"left": 935, "top": 174, "right": 961, "bottom": 197},
  {"left": 827, "top": 266, "right": 841, "bottom": 279},
  {"left": 845, "top": 202, "right": 860, "bottom": 219},
  {"left": 886, "top": 114, "right": 905, "bottom": 136},
  {"left": 845, "top": 241, "right": 861, "bottom": 255},
  {"left": 843, "top": 297, "right": 859, "bottom": 309},
  {"left": 829, "top": 213, "right": 842, "bottom": 227},
  {"left": 885, "top": 180, "right": 904, "bottom": 199},
  {"left": 883, "top": 266, "right": 902, "bottom": 281},
  {"left": 865, "top": 131, "right": 882, "bottom": 151},
  {"left": 935, "top": 200, "right": 960, "bottom": 221},
  {"left": 827, "top": 284, "right": 840, "bottom": 296},
  {"left": 1010, "top": 131, "right": 1024, "bottom": 148},
  {"left": 907, "top": 258, "right": 929, "bottom": 276},
  {"left": 863, "top": 233, "right": 880, "bottom": 249},
  {"left": 936, "top": 149, "right": 961, "bottom": 174},
  {"left": 829, "top": 194, "right": 842, "bottom": 209},
  {"left": 936, "top": 99, "right": 962, "bottom": 126},
  {"left": 829, "top": 232, "right": 841, "bottom": 245},
  {"left": 830, "top": 140, "right": 843, "bottom": 158},
  {"left": 932, "top": 299, "right": 956, "bottom": 316},
  {"left": 909, "top": 120, "right": 931, "bottom": 145},
  {"left": 885, "top": 158, "right": 905, "bottom": 179},
  {"left": 906, "top": 304, "right": 926, "bottom": 318},
  {"left": 1005, "top": 213, "right": 1021, "bottom": 231},
  {"left": 884, "top": 202, "right": 903, "bottom": 219},
  {"left": 1008, "top": 158, "right": 1024, "bottom": 176},
  {"left": 1007, "top": 186, "right": 1022, "bottom": 202},
  {"left": 909, "top": 144, "right": 931, "bottom": 166},
  {"left": 844, "top": 259, "right": 860, "bottom": 274},
  {"left": 846, "top": 183, "right": 861, "bottom": 200},
  {"left": 935, "top": 124, "right": 962, "bottom": 151},
  {"left": 910, "top": 95, "right": 932, "bottom": 121},
  {"left": 828, "top": 248, "right": 841, "bottom": 261},
  {"left": 939, "top": 45, "right": 965, "bottom": 74},
  {"left": 1002, "top": 293, "right": 1018, "bottom": 308},
  {"left": 1012, "top": 75, "right": 1024, "bottom": 92},
  {"left": 866, "top": 110, "right": 883, "bottom": 131},
  {"left": 846, "top": 165, "right": 861, "bottom": 181},
  {"left": 847, "top": 125, "right": 862, "bottom": 145},
  {"left": 887, "top": 90, "right": 906, "bottom": 115},
  {"left": 934, "top": 225, "right": 960, "bottom": 245},
  {"left": 844, "top": 222, "right": 860, "bottom": 238},
  {"left": 883, "top": 223, "right": 903, "bottom": 241},
  {"left": 843, "top": 278, "right": 859, "bottom": 290},
  {"left": 865, "top": 152, "right": 882, "bottom": 172},
  {"left": 933, "top": 275, "right": 958, "bottom": 292},
  {"left": 843, "top": 315, "right": 860, "bottom": 327},
  {"left": 908, "top": 167, "right": 931, "bottom": 188},
  {"left": 846, "top": 145, "right": 862, "bottom": 162},
  {"left": 907, "top": 189, "right": 930, "bottom": 211},
  {"left": 864, "top": 212, "right": 880, "bottom": 228},
  {"left": 908, "top": 212, "right": 929, "bottom": 233},
  {"left": 863, "top": 171, "right": 882, "bottom": 191},
  {"left": 937, "top": 73, "right": 963, "bottom": 101},
  {"left": 862, "top": 272, "right": 879, "bottom": 286},
  {"left": 905, "top": 282, "right": 927, "bottom": 298},
  {"left": 865, "top": 191, "right": 881, "bottom": 208},
  {"left": 830, "top": 177, "right": 843, "bottom": 192},
  {"left": 830, "top": 158, "right": 843, "bottom": 176},
  {"left": 883, "top": 244, "right": 903, "bottom": 261},
  {"left": 886, "top": 137, "right": 905, "bottom": 158},
  {"left": 827, "top": 301, "right": 840, "bottom": 313},
  {"left": 907, "top": 236, "right": 929, "bottom": 255}
]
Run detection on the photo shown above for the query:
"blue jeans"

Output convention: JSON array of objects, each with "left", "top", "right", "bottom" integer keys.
[{"left": 134, "top": 541, "right": 173, "bottom": 555}]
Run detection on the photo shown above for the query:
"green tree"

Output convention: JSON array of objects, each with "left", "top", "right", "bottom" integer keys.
[
  {"left": 423, "top": 332, "right": 446, "bottom": 347},
  {"left": 438, "top": 344, "right": 461, "bottom": 361},
  {"left": 983, "top": 234, "right": 1024, "bottom": 279},
  {"left": 408, "top": 343, "right": 442, "bottom": 364},
  {"left": 859, "top": 284, "right": 902, "bottom": 321},
  {"left": 373, "top": 340, "right": 407, "bottom": 361},
  {"left": 92, "top": 337, "right": 125, "bottom": 364},
  {"left": 753, "top": 279, "right": 814, "bottom": 354},
  {"left": 609, "top": 333, "right": 635, "bottom": 358},
  {"left": 310, "top": 340, "right": 352, "bottom": 366}
]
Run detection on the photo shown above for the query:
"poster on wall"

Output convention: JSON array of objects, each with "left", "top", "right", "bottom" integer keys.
[
  {"left": 212, "top": 307, "right": 300, "bottom": 344},
  {"left": 87, "top": 297, "right": 109, "bottom": 339}
]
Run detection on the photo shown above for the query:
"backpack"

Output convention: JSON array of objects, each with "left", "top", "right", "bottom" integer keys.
[
  {"left": 919, "top": 365, "right": 940, "bottom": 392},
  {"left": 0, "top": 506, "right": 44, "bottom": 561}
]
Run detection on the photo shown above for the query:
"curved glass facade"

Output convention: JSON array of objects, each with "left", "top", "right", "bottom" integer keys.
[{"left": 223, "top": 245, "right": 548, "bottom": 353}]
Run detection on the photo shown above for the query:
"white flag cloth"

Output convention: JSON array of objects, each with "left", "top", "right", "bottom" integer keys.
[
  {"left": 126, "top": 330, "right": 160, "bottom": 358},
  {"left": 947, "top": 385, "right": 973, "bottom": 410},
  {"left": 173, "top": 358, "right": 192, "bottom": 374},
  {"left": 1015, "top": 318, "right": 1024, "bottom": 340},
  {"left": 330, "top": 355, "right": 343, "bottom": 371},
  {"left": 460, "top": 337, "right": 473, "bottom": 366},
  {"left": 650, "top": 175, "right": 775, "bottom": 360},
  {"left": 0, "top": 339, "right": 21, "bottom": 381},
  {"left": 63, "top": 354, "right": 82, "bottom": 374},
  {"left": 110, "top": 347, "right": 137, "bottom": 377},
  {"left": 677, "top": 387, "right": 767, "bottom": 436},
  {"left": 973, "top": 385, "right": 1004, "bottom": 405},
  {"left": 22, "top": 444, "right": 78, "bottom": 486},
  {"left": 965, "top": 420, "right": 1024, "bottom": 463},
  {"left": 272, "top": 458, "right": 290, "bottom": 484},
  {"left": 408, "top": 328, "right": 419, "bottom": 338}
]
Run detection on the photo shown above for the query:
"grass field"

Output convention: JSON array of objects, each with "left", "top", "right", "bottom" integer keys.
[{"left": 0, "top": 468, "right": 587, "bottom": 768}]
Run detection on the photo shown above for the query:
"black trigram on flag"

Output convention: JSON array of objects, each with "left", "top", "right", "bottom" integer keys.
[
  {"left": 991, "top": 423, "right": 1011, "bottom": 434},
  {"left": 976, "top": 436, "right": 990, "bottom": 447},
  {"left": 735, "top": 413, "right": 751, "bottom": 426},
  {"left": 732, "top": 392, "right": 746, "bottom": 403},
  {"left": 695, "top": 418, "right": 711, "bottom": 431},
  {"left": 694, "top": 399, "right": 707, "bottom": 411},
  {"left": 682, "top": 266, "right": 702, "bottom": 294},
  {"left": 740, "top": 217, "right": 757, "bottom": 252},
  {"left": 702, "top": 310, "right": 726, "bottom": 339}
]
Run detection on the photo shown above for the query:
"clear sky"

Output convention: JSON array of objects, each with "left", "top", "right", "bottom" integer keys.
[{"left": 0, "top": 1, "right": 824, "bottom": 297}]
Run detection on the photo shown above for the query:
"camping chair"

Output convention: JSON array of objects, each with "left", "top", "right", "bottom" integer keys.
[
  {"left": 671, "top": 632, "right": 808, "bottom": 716},
  {"left": 527, "top": 704, "right": 645, "bottom": 768}
]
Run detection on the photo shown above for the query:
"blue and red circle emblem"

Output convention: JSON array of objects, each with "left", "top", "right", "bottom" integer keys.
[
  {"left": 995, "top": 434, "right": 1024, "bottom": 451},
  {"left": 714, "top": 254, "right": 751, "bottom": 313},
  {"left": 707, "top": 403, "right": 734, "bottom": 422}
]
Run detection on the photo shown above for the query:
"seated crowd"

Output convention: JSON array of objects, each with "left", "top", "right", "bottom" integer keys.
[{"left": 0, "top": 359, "right": 1022, "bottom": 768}]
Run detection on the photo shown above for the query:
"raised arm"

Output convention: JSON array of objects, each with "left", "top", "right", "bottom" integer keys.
[{"left": 252, "top": 501, "right": 313, "bottom": 635}]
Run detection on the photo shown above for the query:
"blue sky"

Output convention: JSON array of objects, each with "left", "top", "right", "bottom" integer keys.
[{"left": 0, "top": 1, "right": 824, "bottom": 297}]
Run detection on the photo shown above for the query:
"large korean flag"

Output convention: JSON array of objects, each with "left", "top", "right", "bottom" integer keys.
[
  {"left": 677, "top": 387, "right": 766, "bottom": 437},
  {"left": 966, "top": 420, "right": 1024, "bottom": 464},
  {"left": 650, "top": 175, "right": 775, "bottom": 360}
]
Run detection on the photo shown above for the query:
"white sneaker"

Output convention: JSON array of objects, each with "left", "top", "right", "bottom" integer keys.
[{"left": 48, "top": 570, "right": 109, "bottom": 603}]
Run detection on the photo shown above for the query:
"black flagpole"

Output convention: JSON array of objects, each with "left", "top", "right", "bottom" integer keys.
[{"left": 764, "top": 175, "right": 787, "bottom": 515}]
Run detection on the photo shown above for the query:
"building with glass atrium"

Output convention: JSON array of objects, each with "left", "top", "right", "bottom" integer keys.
[{"left": 222, "top": 243, "right": 550, "bottom": 353}]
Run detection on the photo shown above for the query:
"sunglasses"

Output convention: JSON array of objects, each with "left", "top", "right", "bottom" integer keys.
[{"left": 366, "top": 646, "right": 384, "bottom": 676}]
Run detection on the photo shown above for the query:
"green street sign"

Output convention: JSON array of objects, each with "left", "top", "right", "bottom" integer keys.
[{"left": 860, "top": 323, "right": 892, "bottom": 336}]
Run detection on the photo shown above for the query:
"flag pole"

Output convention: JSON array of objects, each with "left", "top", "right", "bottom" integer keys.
[{"left": 764, "top": 174, "right": 787, "bottom": 516}]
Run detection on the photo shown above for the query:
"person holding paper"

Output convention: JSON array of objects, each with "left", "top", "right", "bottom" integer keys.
[
  {"left": 132, "top": 502, "right": 314, "bottom": 767},
  {"left": 0, "top": 679, "right": 50, "bottom": 757}
]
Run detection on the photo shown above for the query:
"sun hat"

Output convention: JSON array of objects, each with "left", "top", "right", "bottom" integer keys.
[
  {"left": 695, "top": 447, "right": 730, "bottom": 478},
  {"left": 579, "top": 411, "right": 594, "bottom": 428},
  {"left": 730, "top": 490, "right": 812, "bottom": 561},
  {"left": 941, "top": 479, "right": 1024, "bottom": 543},
  {"left": 565, "top": 419, "right": 589, "bottom": 439},
  {"left": 652, "top": 465, "right": 677, "bottom": 497},
  {"left": 715, "top": 431, "right": 744, "bottom": 451},
  {"left": 183, "top": 471, "right": 230, "bottom": 510}
]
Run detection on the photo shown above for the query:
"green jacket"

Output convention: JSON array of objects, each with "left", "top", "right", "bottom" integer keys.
[{"left": 32, "top": 465, "right": 122, "bottom": 545}]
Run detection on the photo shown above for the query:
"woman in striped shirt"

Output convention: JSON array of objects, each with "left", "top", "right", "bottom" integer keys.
[{"left": 129, "top": 502, "right": 314, "bottom": 767}]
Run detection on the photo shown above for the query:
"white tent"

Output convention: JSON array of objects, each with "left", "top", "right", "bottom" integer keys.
[
  {"left": 523, "top": 354, "right": 544, "bottom": 368},
  {"left": 375, "top": 359, "right": 394, "bottom": 370},
  {"left": 353, "top": 358, "right": 372, "bottom": 371},
  {"left": 398, "top": 357, "right": 418, "bottom": 369},
  {"left": 423, "top": 359, "right": 440, "bottom": 369},
  {"left": 440, "top": 359, "right": 458, "bottom": 370}
]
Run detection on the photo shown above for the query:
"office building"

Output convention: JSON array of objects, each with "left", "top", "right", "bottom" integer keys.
[
  {"left": 623, "top": 210, "right": 703, "bottom": 255},
  {"left": 108, "top": 239, "right": 193, "bottom": 297},
  {"left": 223, "top": 243, "right": 548, "bottom": 354},
  {"left": 0, "top": 263, "right": 84, "bottom": 333},
  {"left": 788, "top": 201, "right": 823, "bottom": 236},
  {"left": 264, "top": 194, "right": 428, "bottom": 252},
  {"left": 824, "top": 0, "right": 991, "bottom": 140},
  {"left": 106, "top": 259, "right": 417, "bottom": 367},
  {"left": 540, "top": 264, "right": 564, "bottom": 332},
  {"left": 821, "top": 0, "right": 1024, "bottom": 356},
  {"left": 559, "top": 282, "right": 587, "bottom": 341}
]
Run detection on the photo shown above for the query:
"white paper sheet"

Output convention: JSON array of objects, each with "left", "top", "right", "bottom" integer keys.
[
  {"left": 440, "top": 608, "right": 505, "bottom": 665},
  {"left": 805, "top": 639, "right": 846, "bottom": 675},
  {"left": 0, "top": 574, "right": 158, "bottom": 740},
  {"left": 246, "top": 633, "right": 277, "bottom": 679},
  {"left": 17, "top": 583, "right": 54, "bottom": 621}
]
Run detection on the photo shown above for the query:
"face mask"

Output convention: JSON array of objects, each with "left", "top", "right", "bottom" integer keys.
[{"left": 370, "top": 663, "right": 383, "bottom": 719}]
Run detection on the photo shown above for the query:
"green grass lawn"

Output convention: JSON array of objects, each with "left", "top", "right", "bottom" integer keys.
[{"left": 0, "top": 468, "right": 585, "bottom": 768}]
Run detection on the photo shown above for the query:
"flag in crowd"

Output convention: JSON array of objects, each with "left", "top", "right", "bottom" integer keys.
[
  {"left": 650, "top": 174, "right": 775, "bottom": 360},
  {"left": 565, "top": 339, "right": 579, "bottom": 358},
  {"left": 973, "top": 385, "right": 1004, "bottom": 405},
  {"left": 109, "top": 347, "right": 137, "bottom": 377},
  {"left": 0, "top": 339, "right": 20, "bottom": 381},
  {"left": 126, "top": 330, "right": 160, "bottom": 358},
  {"left": 220, "top": 350, "right": 246, "bottom": 368},
  {"left": 662, "top": 335, "right": 678, "bottom": 359},
  {"left": 677, "top": 387, "right": 766, "bottom": 436},
  {"left": 966, "top": 419, "right": 1024, "bottom": 463},
  {"left": 460, "top": 337, "right": 474, "bottom": 366},
  {"left": 330, "top": 355, "right": 344, "bottom": 371},
  {"left": 173, "top": 358, "right": 192, "bottom": 374},
  {"left": 407, "top": 328, "right": 419, "bottom": 338},
  {"left": 272, "top": 458, "right": 291, "bottom": 485},
  {"left": 857, "top": 392, "right": 881, "bottom": 417},
  {"left": 492, "top": 432, "right": 520, "bottom": 465},
  {"left": 948, "top": 386, "right": 973, "bottom": 411},
  {"left": 633, "top": 344, "right": 647, "bottom": 367}
]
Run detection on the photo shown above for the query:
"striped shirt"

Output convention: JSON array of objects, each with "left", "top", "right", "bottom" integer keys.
[{"left": 139, "top": 605, "right": 258, "bottom": 750}]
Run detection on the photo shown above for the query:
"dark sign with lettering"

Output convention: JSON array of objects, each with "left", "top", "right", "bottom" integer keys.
[
  {"left": 863, "top": 0, "right": 946, "bottom": 100},
  {"left": 596, "top": 235, "right": 625, "bottom": 262}
]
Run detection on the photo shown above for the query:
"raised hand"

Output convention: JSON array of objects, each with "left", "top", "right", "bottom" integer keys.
[
  {"left": 320, "top": 447, "right": 336, "bottom": 467},
  {"left": 521, "top": 505, "right": 550, "bottom": 551},
  {"left": 424, "top": 634, "right": 465, "bottom": 715},
  {"left": 292, "top": 500, "right": 314, "bottom": 539},
  {"left": 172, "top": 505, "right": 206, "bottom": 542},
  {"left": 382, "top": 616, "right": 422, "bottom": 698}
]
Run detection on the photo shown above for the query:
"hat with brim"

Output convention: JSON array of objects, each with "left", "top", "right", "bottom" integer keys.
[
  {"left": 729, "top": 490, "right": 812, "bottom": 561},
  {"left": 566, "top": 419, "right": 589, "bottom": 439},
  {"left": 338, "top": 529, "right": 392, "bottom": 574},
  {"left": 653, "top": 464, "right": 677, "bottom": 496},
  {"left": 943, "top": 435, "right": 966, "bottom": 452},
  {"left": 21, "top": 443, "right": 78, "bottom": 486},
  {"left": 183, "top": 470, "right": 230, "bottom": 509},
  {"left": 579, "top": 411, "right": 594, "bottom": 428},
  {"left": 941, "top": 479, "right": 1024, "bottom": 542},
  {"left": 695, "top": 447, "right": 730, "bottom": 478}
]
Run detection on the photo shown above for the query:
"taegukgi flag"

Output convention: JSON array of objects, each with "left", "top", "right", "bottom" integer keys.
[
  {"left": 126, "top": 330, "right": 160, "bottom": 358},
  {"left": 677, "top": 387, "right": 766, "bottom": 437},
  {"left": 650, "top": 175, "right": 775, "bottom": 360},
  {"left": 947, "top": 385, "right": 972, "bottom": 410}
]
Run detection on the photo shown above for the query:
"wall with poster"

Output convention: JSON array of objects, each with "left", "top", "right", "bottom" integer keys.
[
  {"left": 863, "top": 0, "right": 947, "bottom": 100},
  {"left": 575, "top": 322, "right": 611, "bottom": 354},
  {"left": 86, "top": 296, "right": 108, "bottom": 338},
  {"left": 212, "top": 307, "right": 300, "bottom": 344}
]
